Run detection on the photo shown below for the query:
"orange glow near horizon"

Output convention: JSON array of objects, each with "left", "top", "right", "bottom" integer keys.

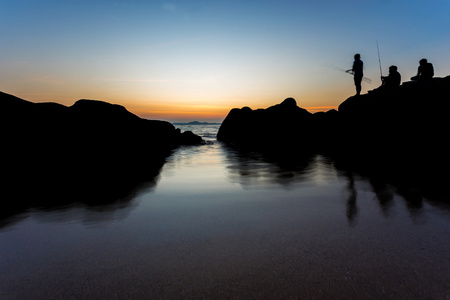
[
  {"left": 128, "top": 103, "right": 233, "bottom": 122},
  {"left": 131, "top": 109, "right": 228, "bottom": 122},
  {"left": 129, "top": 105, "right": 339, "bottom": 122},
  {"left": 12, "top": 89, "right": 341, "bottom": 123}
]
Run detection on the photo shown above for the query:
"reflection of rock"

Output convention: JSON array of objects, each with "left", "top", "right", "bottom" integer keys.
[
  {"left": 222, "top": 145, "right": 317, "bottom": 188},
  {"left": 0, "top": 91, "right": 203, "bottom": 218}
]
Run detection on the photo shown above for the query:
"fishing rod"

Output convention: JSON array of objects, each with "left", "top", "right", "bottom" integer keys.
[
  {"left": 326, "top": 62, "right": 372, "bottom": 84},
  {"left": 377, "top": 41, "right": 383, "bottom": 78}
]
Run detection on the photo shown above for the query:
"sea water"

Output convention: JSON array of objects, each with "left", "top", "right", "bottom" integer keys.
[{"left": 0, "top": 124, "right": 449, "bottom": 299}]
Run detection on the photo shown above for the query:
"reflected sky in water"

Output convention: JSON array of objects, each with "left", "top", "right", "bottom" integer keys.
[{"left": 1, "top": 125, "right": 449, "bottom": 299}]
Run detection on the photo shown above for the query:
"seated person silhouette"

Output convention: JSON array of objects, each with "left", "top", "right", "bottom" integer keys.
[
  {"left": 411, "top": 58, "right": 434, "bottom": 81},
  {"left": 381, "top": 65, "right": 401, "bottom": 88}
]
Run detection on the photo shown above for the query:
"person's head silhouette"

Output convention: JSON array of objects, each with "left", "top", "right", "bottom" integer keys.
[{"left": 389, "top": 65, "right": 397, "bottom": 73}]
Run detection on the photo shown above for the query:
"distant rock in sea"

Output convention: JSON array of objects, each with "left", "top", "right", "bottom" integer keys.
[
  {"left": 173, "top": 121, "right": 221, "bottom": 125},
  {"left": 0, "top": 91, "right": 204, "bottom": 216}
]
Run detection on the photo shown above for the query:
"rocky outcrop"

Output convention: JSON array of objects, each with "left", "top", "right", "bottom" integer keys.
[
  {"left": 217, "top": 77, "right": 450, "bottom": 191},
  {"left": 217, "top": 97, "right": 317, "bottom": 152},
  {"left": 218, "top": 76, "right": 450, "bottom": 151},
  {"left": 336, "top": 76, "right": 450, "bottom": 157},
  {"left": 0, "top": 92, "right": 203, "bottom": 215}
]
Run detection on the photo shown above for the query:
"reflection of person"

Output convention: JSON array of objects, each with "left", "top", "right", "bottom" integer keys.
[
  {"left": 345, "top": 171, "right": 358, "bottom": 225},
  {"left": 411, "top": 58, "right": 434, "bottom": 81},
  {"left": 381, "top": 65, "right": 401, "bottom": 88},
  {"left": 346, "top": 54, "right": 363, "bottom": 95}
]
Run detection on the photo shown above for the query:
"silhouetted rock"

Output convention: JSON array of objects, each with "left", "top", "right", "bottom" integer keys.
[
  {"left": 0, "top": 91, "right": 203, "bottom": 217},
  {"left": 337, "top": 76, "right": 450, "bottom": 153},
  {"left": 178, "top": 130, "right": 204, "bottom": 145},
  {"left": 217, "top": 97, "right": 314, "bottom": 152},
  {"left": 219, "top": 77, "right": 450, "bottom": 150}
]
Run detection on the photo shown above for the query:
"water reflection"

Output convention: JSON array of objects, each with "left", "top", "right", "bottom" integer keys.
[
  {"left": 222, "top": 145, "right": 319, "bottom": 188},
  {"left": 221, "top": 144, "right": 450, "bottom": 224},
  {"left": 0, "top": 166, "right": 162, "bottom": 230},
  {"left": 344, "top": 171, "right": 358, "bottom": 226},
  {"left": 1, "top": 131, "right": 450, "bottom": 299},
  {"left": 336, "top": 157, "right": 450, "bottom": 222},
  {"left": 369, "top": 179, "right": 395, "bottom": 216}
]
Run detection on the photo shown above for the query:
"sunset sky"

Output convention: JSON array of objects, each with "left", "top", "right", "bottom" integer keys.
[{"left": 1, "top": 0, "right": 450, "bottom": 122}]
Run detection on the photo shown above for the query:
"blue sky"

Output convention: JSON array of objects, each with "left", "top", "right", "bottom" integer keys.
[{"left": 1, "top": 0, "right": 449, "bottom": 121}]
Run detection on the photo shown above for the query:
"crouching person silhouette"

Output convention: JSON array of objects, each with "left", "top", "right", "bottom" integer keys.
[
  {"left": 381, "top": 65, "right": 401, "bottom": 89},
  {"left": 411, "top": 58, "right": 434, "bottom": 82}
]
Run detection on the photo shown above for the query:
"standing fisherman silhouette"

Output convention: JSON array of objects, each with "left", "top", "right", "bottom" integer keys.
[{"left": 346, "top": 54, "right": 364, "bottom": 96}]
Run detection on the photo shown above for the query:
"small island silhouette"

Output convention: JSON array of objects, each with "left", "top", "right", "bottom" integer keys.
[{"left": 172, "top": 121, "right": 221, "bottom": 125}]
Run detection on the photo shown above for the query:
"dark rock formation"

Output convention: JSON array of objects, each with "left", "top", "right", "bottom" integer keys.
[
  {"left": 217, "top": 98, "right": 316, "bottom": 153},
  {"left": 177, "top": 129, "right": 204, "bottom": 145},
  {"left": 337, "top": 76, "right": 450, "bottom": 156},
  {"left": 218, "top": 77, "right": 450, "bottom": 151},
  {"left": 217, "top": 77, "right": 450, "bottom": 194},
  {"left": 0, "top": 92, "right": 203, "bottom": 216}
]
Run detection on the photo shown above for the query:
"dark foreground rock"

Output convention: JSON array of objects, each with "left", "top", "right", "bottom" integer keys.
[
  {"left": 218, "top": 77, "right": 450, "bottom": 196},
  {"left": 0, "top": 91, "right": 203, "bottom": 217}
]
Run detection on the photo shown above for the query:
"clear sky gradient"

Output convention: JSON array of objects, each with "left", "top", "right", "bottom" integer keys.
[{"left": 1, "top": 0, "right": 450, "bottom": 122}]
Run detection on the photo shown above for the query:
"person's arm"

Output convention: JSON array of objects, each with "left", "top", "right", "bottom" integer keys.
[{"left": 346, "top": 62, "right": 355, "bottom": 73}]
